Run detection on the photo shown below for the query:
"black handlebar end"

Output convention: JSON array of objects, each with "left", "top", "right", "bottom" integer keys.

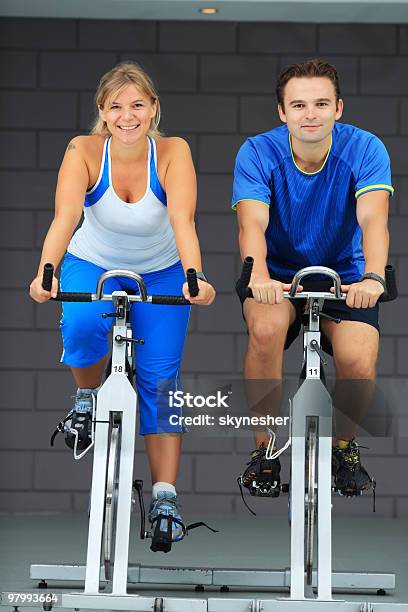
[
  {"left": 42, "top": 263, "right": 54, "bottom": 291},
  {"left": 236, "top": 256, "right": 254, "bottom": 302},
  {"left": 239, "top": 256, "right": 254, "bottom": 289},
  {"left": 380, "top": 265, "right": 398, "bottom": 303},
  {"left": 186, "top": 268, "right": 199, "bottom": 298}
]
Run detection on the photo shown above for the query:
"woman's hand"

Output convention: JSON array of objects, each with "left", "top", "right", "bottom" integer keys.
[
  {"left": 182, "top": 279, "right": 216, "bottom": 306},
  {"left": 29, "top": 274, "right": 59, "bottom": 303}
]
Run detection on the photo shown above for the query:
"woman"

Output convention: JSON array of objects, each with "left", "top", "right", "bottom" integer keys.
[{"left": 29, "top": 61, "right": 215, "bottom": 541}]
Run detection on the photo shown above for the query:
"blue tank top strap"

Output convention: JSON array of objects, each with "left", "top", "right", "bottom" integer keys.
[
  {"left": 84, "top": 137, "right": 110, "bottom": 208},
  {"left": 148, "top": 136, "right": 167, "bottom": 206}
]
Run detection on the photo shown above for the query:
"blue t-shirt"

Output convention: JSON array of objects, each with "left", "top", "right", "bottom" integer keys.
[{"left": 232, "top": 123, "right": 393, "bottom": 282}]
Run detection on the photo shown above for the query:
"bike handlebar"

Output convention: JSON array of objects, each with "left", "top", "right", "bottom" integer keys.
[
  {"left": 42, "top": 263, "right": 54, "bottom": 292},
  {"left": 383, "top": 265, "right": 398, "bottom": 302},
  {"left": 237, "top": 256, "right": 398, "bottom": 303},
  {"left": 41, "top": 264, "right": 199, "bottom": 305},
  {"left": 290, "top": 266, "right": 342, "bottom": 298},
  {"left": 186, "top": 268, "right": 199, "bottom": 297}
]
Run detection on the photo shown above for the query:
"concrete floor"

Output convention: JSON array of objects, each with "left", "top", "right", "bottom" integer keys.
[{"left": 0, "top": 513, "right": 407, "bottom": 611}]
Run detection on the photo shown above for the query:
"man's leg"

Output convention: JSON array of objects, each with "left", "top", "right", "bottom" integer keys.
[
  {"left": 239, "top": 299, "right": 297, "bottom": 497},
  {"left": 322, "top": 319, "right": 378, "bottom": 496},
  {"left": 322, "top": 319, "right": 379, "bottom": 441},
  {"left": 244, "top": 298, "right": 297, "bottom": 447}
]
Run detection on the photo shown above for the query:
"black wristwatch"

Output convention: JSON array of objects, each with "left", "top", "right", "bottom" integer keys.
[
  {"left": 196, "top": 272, "right": 209, "bottom": 283},
  {"left": 360, "top": 272, "right": 386, "bottom": 290}
]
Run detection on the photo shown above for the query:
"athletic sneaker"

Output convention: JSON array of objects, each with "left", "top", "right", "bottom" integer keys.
[
  {"left": 148, "top": 492, "right": 184, "bottom": 542},
  {"left": 241, "top": 442, "right": 281, "bottom": 497},
  {"left": 332, "top": 439, "right": 375, "bottom": 497},
  {"left": 64, "top": 388, "right": 94, "bottom": 451}
]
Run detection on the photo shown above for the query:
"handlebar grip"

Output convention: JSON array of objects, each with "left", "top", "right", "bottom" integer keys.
[
  {"left": 378, "top": 265, "right": 398, "bottom": 303},
  {"left": 186, "top": 268, "right": 199, "bottom": 298},
  {"left": 151, "top": 295, "right": 192, "bottom": 306},
  {"left": 52, "top": 292, "right": 93, "bottom": 302},
  {"left": 239, "top": 256, "right": 254, "bottom": 289},
  {"left": 42, "top": 263, "right": 54, "bottom": 291},
  {"left": 236, "top": 256, "right": 254, "bottom": 301}
]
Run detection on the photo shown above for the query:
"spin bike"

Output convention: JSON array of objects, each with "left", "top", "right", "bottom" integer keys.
[
  {"left": 29, "top": 263, "right": 217, "bottom": 612},
  {"left": 233, "top": 257, "right": 401, "bottom": 611},
  {"left": 26, "top": 262, "right": 406, "bottom": 612}
]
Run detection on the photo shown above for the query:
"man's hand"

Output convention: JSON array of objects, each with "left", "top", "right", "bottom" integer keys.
[
  {"left": 249, "top": 276, "right": 302, "bottom": 305},
  {"left": 331, "top": 278, "right": 384, "bottom": 308}
]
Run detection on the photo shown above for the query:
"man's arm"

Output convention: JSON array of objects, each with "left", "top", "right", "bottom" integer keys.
[
  {"left": 356, "top": 190, "right": 390, "bottom": 277},
  {"left": 339, "top": 190, "right": 390, "bottom": 308},
  {"left": 236, "top": 200, "right": 270, "bottom": 281},
  {"left": 236, "top": 200, "right": 296, "bottom": 303}
]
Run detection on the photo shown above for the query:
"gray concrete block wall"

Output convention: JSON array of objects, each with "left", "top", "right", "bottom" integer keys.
[{"left": 0, "top": 18, "right": 407, "bottom": 516}]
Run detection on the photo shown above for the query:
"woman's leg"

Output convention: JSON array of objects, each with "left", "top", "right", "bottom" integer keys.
[
  {"left": 59, "top": 253, "right": 122, "bottom": 449},
  {"left": 128, "top": 261, "right": 190, "bottom": 485},
  {"left": 71, "top": 355, "right": 109, "bottom": 388},
  {"left": 144, "top": 434, "right": 182, "bottom": 485},
  {"left": 59, "top": 253, "right": 119, "bottom": 383}
]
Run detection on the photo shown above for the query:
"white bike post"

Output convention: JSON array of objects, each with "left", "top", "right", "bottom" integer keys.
[
  {"left": 288, "top": 271, "right": 336, "bottom": 601},
  {"left": 83, "top": 290, "right": 136, "bottom": 597}
]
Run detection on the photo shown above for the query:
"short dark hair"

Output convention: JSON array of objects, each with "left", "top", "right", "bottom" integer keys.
[{"left": 276, "top": 59, "right": 341, "bottom": 111}]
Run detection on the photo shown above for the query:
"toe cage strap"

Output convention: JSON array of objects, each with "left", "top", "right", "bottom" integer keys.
[
  {"left": 149, "top": 513, "right": 219, "bottom": 553},
  {"left": 185, "top": 521, "right": 219, "bottom": 534},
  {"left": 150, "top": 513, "right": 187, "bottom": 539},
  {"left": 237, "top": 476, "right": 257, "bottom": 516},
  {"left": 50, "top": 414, "right": 72, "bottom": 447}
]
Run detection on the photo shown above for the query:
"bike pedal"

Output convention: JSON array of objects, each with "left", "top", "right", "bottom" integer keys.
[
  {"left": 249, "top": 484, "right": 280, "bottom": 498},
  {"left": 150, "top": 516, "right": 173, "bottom": 553},
  {"left": 150, "top": 535, "right": 172, "bottom": 553}
]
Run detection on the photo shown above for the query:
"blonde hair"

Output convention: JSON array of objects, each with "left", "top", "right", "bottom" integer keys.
[{"left": 91, "top": 61, "right": 161, "bottom": 137}]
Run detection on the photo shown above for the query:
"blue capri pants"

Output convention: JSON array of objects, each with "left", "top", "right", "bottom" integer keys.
[{"left": 59, "top": 253, "right": 191, "bottom": 435}]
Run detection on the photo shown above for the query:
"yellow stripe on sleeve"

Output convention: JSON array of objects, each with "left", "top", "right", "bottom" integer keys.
[
  {"left": 232, "top": 198, "right": 270, "bottom": 211},
  {"left": 355, "top": 184, "right": 394, "bottom": 199}
]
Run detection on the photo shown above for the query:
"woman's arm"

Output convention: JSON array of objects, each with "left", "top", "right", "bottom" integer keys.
[
  {"left": 30, "top": 137, "right": 90, "bottom": 302},
  {"left": 164, "top": 138, "right": 215, "bottom": 305}
]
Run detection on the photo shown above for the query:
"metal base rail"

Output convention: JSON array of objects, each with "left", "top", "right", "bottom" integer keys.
[{"left": 30, "top": 563, "right": 395, "bottom": 591}]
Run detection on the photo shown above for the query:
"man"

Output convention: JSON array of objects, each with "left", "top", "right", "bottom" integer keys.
[{"left": 232, "top": 59, "right": 393, "bottom": 500}]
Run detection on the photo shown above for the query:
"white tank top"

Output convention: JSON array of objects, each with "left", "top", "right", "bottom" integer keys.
[{"left": 67, "top": 136, "right": 180, "bottom": 273}]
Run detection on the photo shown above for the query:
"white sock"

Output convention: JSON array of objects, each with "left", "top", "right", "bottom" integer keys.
[
  {"left": 152, "top": 482, "right": 176, "bottom": 499},
  {"left": 76, "top": 386, "right": 101, "bottom": 395}
]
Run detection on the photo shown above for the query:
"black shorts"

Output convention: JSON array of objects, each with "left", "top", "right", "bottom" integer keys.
[{"left": 237, "top": 277, "right": 380, "bottom": 356}]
